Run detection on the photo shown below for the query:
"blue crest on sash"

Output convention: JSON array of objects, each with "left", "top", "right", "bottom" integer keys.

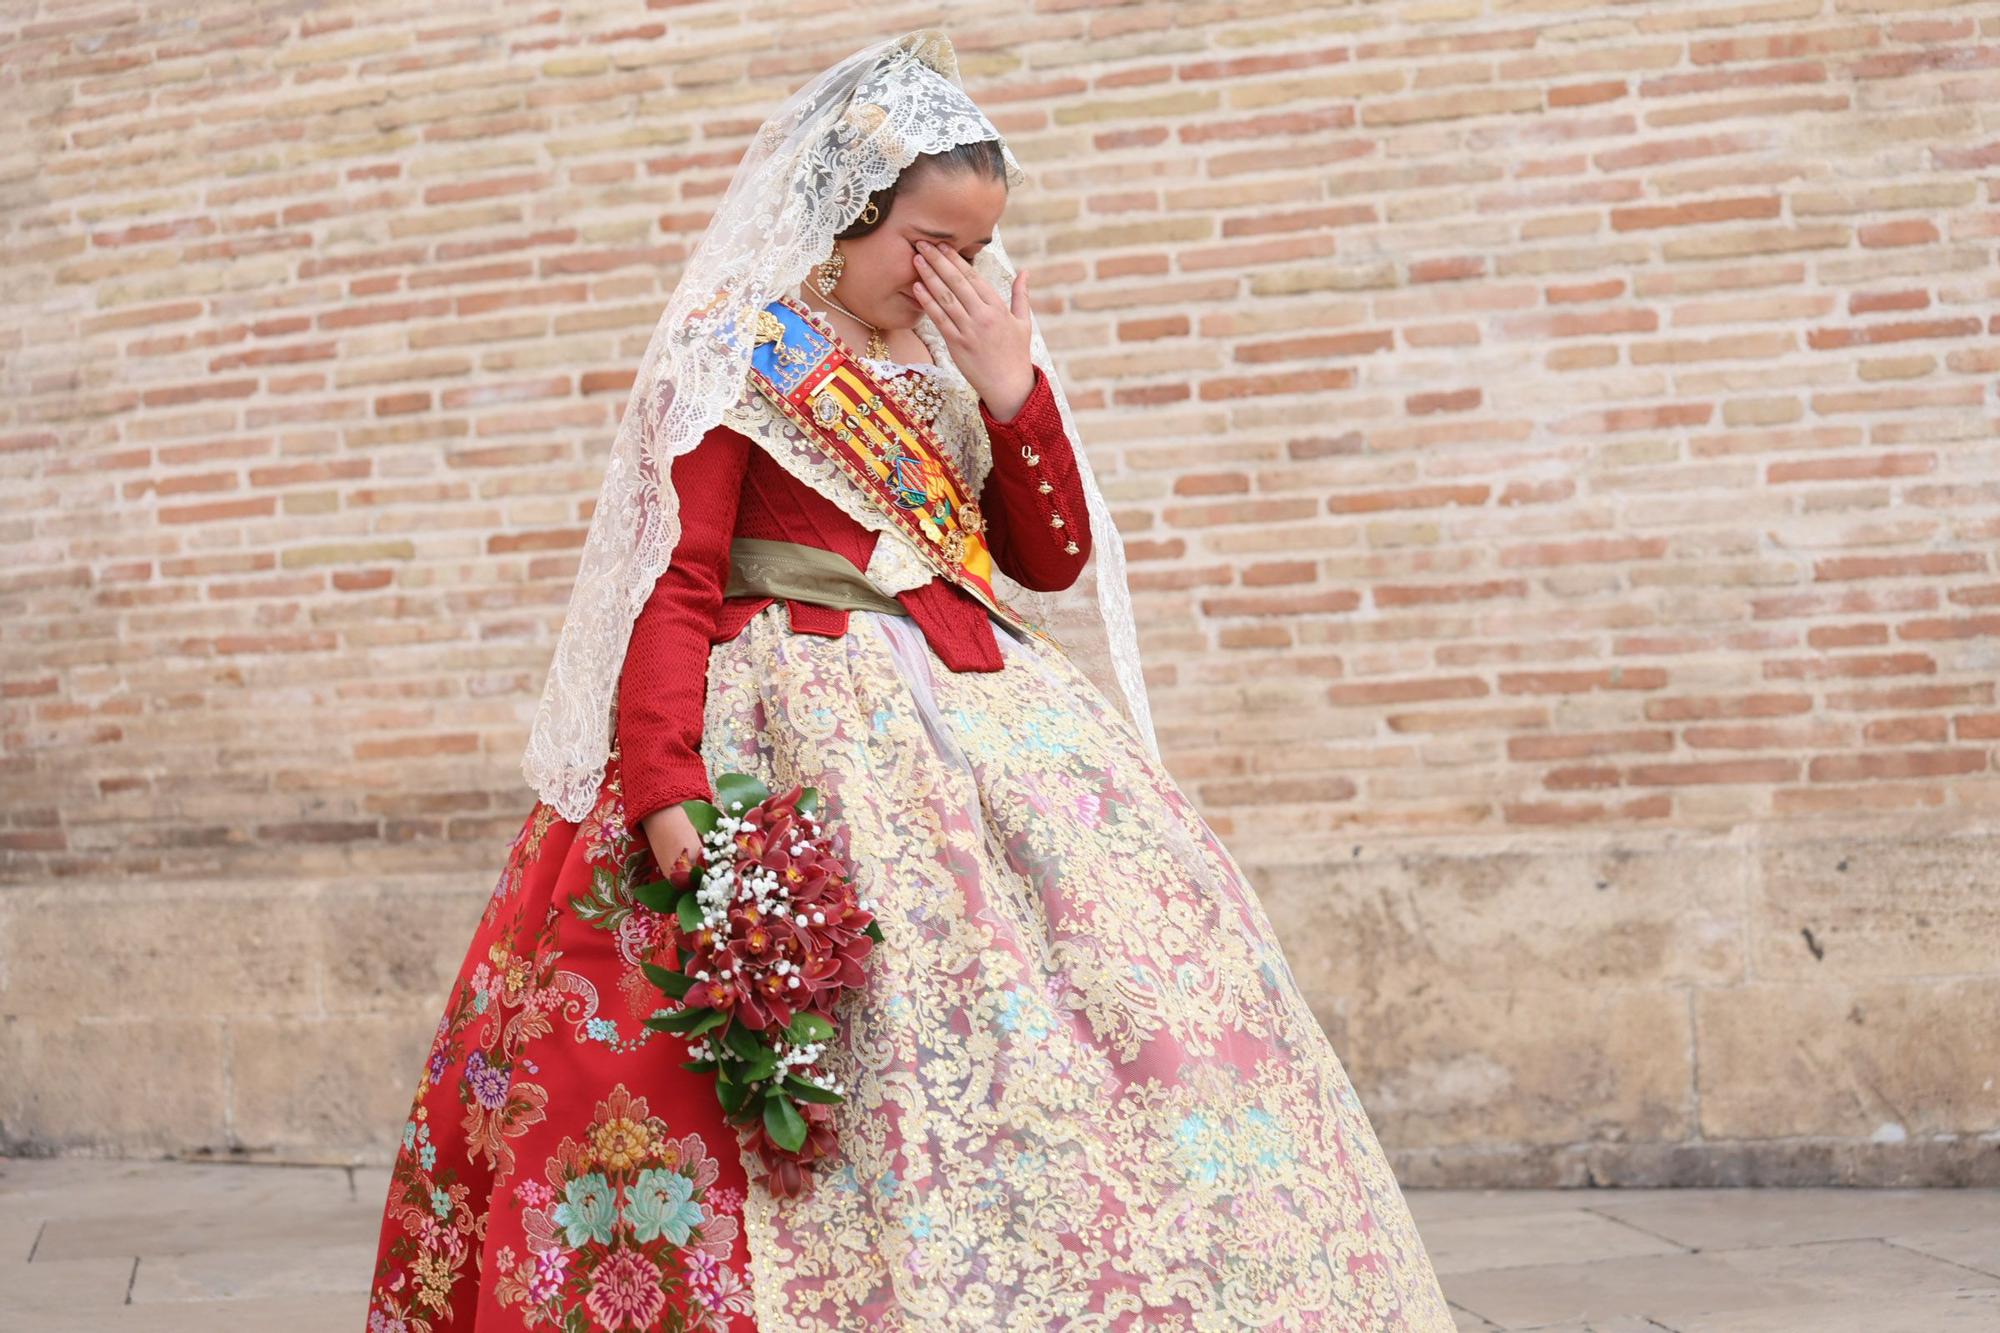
[{"left": 735, "top": 298, "right": 829, "bottom": 394}]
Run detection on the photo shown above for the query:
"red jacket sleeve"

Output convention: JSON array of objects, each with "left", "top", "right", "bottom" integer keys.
[
  {"left": 615, "top": 422, "right": 751, "bottom": 838},
  {"left": 977, "top": 364, "right": 1092, "bottom": 592}
]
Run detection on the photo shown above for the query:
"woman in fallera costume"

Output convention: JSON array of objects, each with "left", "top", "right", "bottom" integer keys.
[{"left": 365, "top": 29, "right": 1454, "bottom": 1333}]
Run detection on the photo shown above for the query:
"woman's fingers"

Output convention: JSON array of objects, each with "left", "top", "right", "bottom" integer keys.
[
  {"left": 910, "top": 273, "right": 960, "bottom": 340},
  {"left": 916, "top": 241, "right": 992, "bottom": 313}
]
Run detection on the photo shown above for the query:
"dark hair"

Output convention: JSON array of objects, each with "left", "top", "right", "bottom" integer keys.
[{"left": 835, "top": 139, "right": 1008, "bottom": 242}]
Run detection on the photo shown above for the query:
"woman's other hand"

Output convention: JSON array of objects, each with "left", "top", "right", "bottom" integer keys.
[
  {"left": 639, "top": 801, "right": 703, "bottom": 874},
  {"left": 911, "top": 239, "right": 1035, "bottom": 421}
]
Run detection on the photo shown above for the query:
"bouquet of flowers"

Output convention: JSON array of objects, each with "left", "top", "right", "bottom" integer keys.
[{"left": 635, "top": 773, "right": 881, "bottom": 1199}]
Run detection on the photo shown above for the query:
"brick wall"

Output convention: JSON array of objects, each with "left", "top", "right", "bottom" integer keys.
[{"left": 3, "top": 3, "right": 1997, "bottom": 1178}]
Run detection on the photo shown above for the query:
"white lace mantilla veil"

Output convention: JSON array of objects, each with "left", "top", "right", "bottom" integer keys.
[{"left": 520, "top": 28, "right": 1160, "bottom": 821}]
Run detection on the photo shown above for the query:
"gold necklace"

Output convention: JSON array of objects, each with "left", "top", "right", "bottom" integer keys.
[{"left": 810, "top": 288, "right": 890, "bottom": 360}]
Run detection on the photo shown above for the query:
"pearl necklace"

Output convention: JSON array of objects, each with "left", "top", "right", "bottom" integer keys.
[{"left": 809, "top": 288, "right": 890, "bottom": 360}]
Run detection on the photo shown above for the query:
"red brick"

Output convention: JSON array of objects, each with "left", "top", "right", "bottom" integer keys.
[
  {"left": 1409, "top": 256, "right": 1483, "bottom": 283},
  {"left": 1499, "top": 667, "right": 1668, "bottom": 695},
  {"left": 1172, "top": 472, "right": 1251, "bottom": 497},
  {"left": 1611, "top": 196, "right": 1782, "bottom": 231},
  {"left": 1858, "top": 219, "right": 1940, "bottom": 248},
  {"left": 1328, "top": 677, "right": 1490, "bottom": 706},
  {"left": 1545, "top": 765, "right": 1621, "bottom": 790},
  {"left": 1863, "top": 717, "right": 1948, "bottom": 745},
  {"left": 1374, "top": 579, "right": 1526, "bottom": 608},
  {"left": 355, "top": 734, "right": 482, "bottom": 761},
  {"left": 1628, "top": 758, "right": 1800, "bottom": 786},
  {"left": 1805, "top": 317, "right": 1982, "bottom": 350},
  {"left": 1504, "top": 794, "right": 1671, "bottom": 825},
  {"left": 1956, "top": 714, "right": 2000, "bottom": 740},
  {"left": 1768, "top": 453, "right": 1935, "bottom": 484},
  {"left": 1498, "top": 537, "right": 1669, "bottom": 567},
  {"left": 1199, "top": 369, "right": 1358, "bottom": 401},
  {"left": 1807, "top": 750, "right": 1988, "bottom": 782},
  {"left": 1405, "top": 388, "right": 1481, "bottom": 415},
  {"left": 1897, "top": 614, "right": 2000, "bottom": 641},
  {"left": 159, "top": 497, "right": 278, "bottom": 525},
  {"left": 1240, "top": 560, "right": 1317, "bottom": 587},
  {"left": 1509, "top": 731, "right": 1674, "bottom": 760},
  {"left": 1806, "top": 623, "right": 1889, "bottom": 649},
  {"left": 1764, "top": 653, "right": 1935, "bottom": 680},
  {"left": 1329, "top": 485, "right": 1489, "bottom": 514},
  {"left": 1199, "top": 591, "right": 1362, "bottom": 617}
]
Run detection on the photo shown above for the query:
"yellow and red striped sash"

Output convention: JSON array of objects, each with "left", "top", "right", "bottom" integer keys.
[{"left": 738, "top": 294, "right": 1048, "bottom": 643}]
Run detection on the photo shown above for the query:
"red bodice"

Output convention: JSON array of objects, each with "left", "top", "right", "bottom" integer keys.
[{"left": 615, "top": 364, "right": 1092, "bottom": 834}]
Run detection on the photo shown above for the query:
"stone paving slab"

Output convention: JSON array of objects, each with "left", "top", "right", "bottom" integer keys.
[{"left": 6, "top": 1159, "right": 2000, "bottom": 1330}]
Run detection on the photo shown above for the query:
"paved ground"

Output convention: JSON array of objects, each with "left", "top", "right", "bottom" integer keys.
[{"left": 4, "top": 1156, "right": 1999, "bottom": 1331}]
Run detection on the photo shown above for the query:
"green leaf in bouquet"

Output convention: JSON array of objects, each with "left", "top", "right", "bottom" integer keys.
[
  {"left": 680, "top": 1058, "right": 717, "bottom": 1074},
  {"left": 864, "top": 921, "right": 884, "bottom": 943},
  {"left": 714, "top": 772, "right": 771, "bottom": 816},
  {"left": 784, "top": 1074, "right": 843, "bottom": 1105},
  {"left": 716, "top": 1077, "right": 752, "bottom": 1116},
  {"left": 645, "top": 1007, "right": 726, "bottom": 1036},
  {"left": 796, "top": 785, "right": 820, "bottom": 817},
  {"left": 680, "top": 797, "right": 719, "bottom": 840},
  {"left": 786, "top": 1012, "right": 835, "bottom": 1043},
  {"left": 739, "top": 1052, "right": 779, "bottom": 1084},
  {"left": 763, "top": 1091, "right": 808, "bottom": 1154},
  {"left": 630, "top": 878, "right": 678, "bottom": 913},
  {"left": 721, "top": 1023, "right": 765, "bottom": 1062},
  {"left": 641, "top": 961, "right": 694, "bottom": 998},
  {"left": 675, "top": 895, "right": 704, "bottom": 935}
]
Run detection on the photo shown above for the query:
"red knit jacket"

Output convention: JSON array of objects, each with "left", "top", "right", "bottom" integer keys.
[{"left": 615, "top": 364, "right": 1091, "bottom": 836}]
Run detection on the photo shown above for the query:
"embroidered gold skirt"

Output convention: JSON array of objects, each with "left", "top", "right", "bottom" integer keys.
[{"left": 698, "top": 601, "right": 1455, "bottom": 1331}]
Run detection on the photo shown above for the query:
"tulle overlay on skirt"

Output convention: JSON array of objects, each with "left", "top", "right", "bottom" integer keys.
[
  {"left": 703, "top": 607, "right": 1452, "bottom": 1331},
  {"left": 367, "top": 601, "right": 1454, "bottom": 1332}
]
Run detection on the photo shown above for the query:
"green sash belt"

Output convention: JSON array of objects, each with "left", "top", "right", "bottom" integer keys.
[{"left": 723, "top": 537, "right": 910, "bottom": 617}]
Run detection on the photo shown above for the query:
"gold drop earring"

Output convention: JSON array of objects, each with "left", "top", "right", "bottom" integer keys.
[
  {"left": 813, "top": 246, "right": 845, "bottom": 297},
  {"left": 811, "top": 197, "right": 878, "bottom": 295},
  {"left": 809, "top": 219, "right": 890, "bottom": 360}
]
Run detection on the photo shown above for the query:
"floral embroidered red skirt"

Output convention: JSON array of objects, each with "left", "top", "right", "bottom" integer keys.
[{"left": 365, "top": 755, "right": 758, "bottom": 1332}]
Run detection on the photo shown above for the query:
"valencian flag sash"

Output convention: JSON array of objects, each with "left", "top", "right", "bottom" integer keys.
[{"left": 733, "top": 293, "right": 1052, "bottom": 645}]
